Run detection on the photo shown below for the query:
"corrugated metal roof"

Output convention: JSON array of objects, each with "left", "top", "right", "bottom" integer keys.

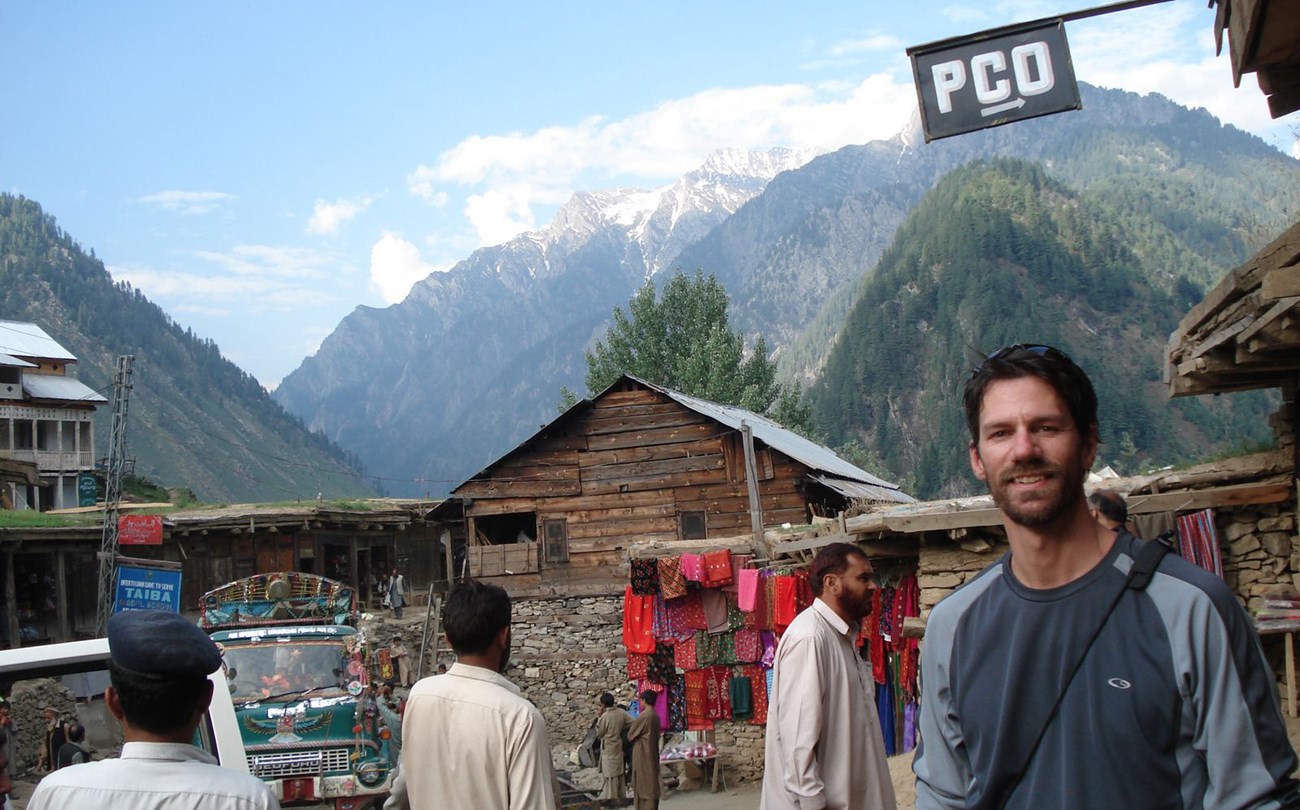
[
  {"left": 22, "top": 375, "right": 106, "bottom": 403},
  {"left": 810, "top": 475, "right": 916, "bottom": 504},
  {"left": 0, "top": 353, "right": 37, "bottom": 368},
  {"left": 0, "top": 320, "right": 77, "bottom": 362},
  {"left": 628, "top": 376, "right": 910, "bottom": 497}
]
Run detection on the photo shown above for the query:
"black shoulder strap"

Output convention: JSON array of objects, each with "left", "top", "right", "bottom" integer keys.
[{"left": 1125, "top": 532, "right": 1175, "bottom": 592}]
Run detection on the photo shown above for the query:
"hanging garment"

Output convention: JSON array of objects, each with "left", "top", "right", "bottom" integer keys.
[
  {"left": 667, "top": 588, "right": 707, "bottom": 632},
  {"left": 1178, "top": 508, "right": 1224, "bottom": 577},
  {"left": 701, "top": 549, "right": 734, "bottom": 587},
  {"left": 647, "top": 643, "right": 675, "bottom": 685},
  {"left": 742, "top": 664, "right": 769, "bottom": 725},
  {"left": 629, "top": 558, "right": 660, "bottom": 596},
  {"left": 626, "top": 652, "right": 650, "bottom": 680},
  {"left": 728, "top": 554, "right": 753, "bottom": 592},
  {"left": 902, "top": 699, "right": 918, "bottom": 753},
  {"left": 876, "top": 670, "right": 896, "bottom": 757},
  {"left": 730, "top": 674, "right": 753, "bottom": 720},
  {"left": 684, "top": 669, "right": 710, "bottom": 730},
  {"left": 737, "top": 567, "right": 760, "bottom": 612},
  {"left": 658, "top": 555, "right": 687, "bottom": 599},
  {"left": 667, "top": 673, "right": 687, "bottom": 732},
  {"left": 680, "top": 553, "right": 704, "bottom": 582},
  {"left": 734, "top": 628, "right": 762, "bottom": 663},
  {"left": 700, "top": 588, "right": 730, "bottom": 634},
  {"left": 773, "top": 575, "right": 799, "bottom": 630},
  {"left": 622, "top": 585, "right": 656, "bottom": 654}
]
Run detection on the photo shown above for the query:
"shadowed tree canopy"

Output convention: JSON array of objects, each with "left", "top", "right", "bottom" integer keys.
[{"left": 571, "top": 270, "right": 813, "bottom": 434}]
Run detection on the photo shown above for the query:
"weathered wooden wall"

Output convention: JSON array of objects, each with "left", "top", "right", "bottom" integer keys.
[{"left": 461, "top": 386, "right": 813, "bottom": 586}]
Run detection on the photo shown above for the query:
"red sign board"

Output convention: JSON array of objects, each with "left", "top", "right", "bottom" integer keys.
[{"left": 118, "top": 515, "right": 164, "bottom": 546}]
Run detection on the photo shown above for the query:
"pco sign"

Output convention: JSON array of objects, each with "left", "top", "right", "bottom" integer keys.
[{"left": 908, "top": 21, "right": 1080, "bottom": 142}]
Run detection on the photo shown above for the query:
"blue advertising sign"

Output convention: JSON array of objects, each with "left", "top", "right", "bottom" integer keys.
[{"left": 115, "top": 565, "right": 183, "bottom": 613}]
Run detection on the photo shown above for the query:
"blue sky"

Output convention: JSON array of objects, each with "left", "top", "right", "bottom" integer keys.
[{"left": 3, "top": 1, "right": 1295, "bottom": 388}]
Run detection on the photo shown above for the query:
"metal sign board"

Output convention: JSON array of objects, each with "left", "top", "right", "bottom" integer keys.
[
  {"left": 77, "top": 473, "right": 98, "bottom": 507},
  {"left": 908, "top": 21, "right": 1081, "bottom": 142},
  {"left": 119, "top": 514, "right": 164, "bottom": 545},
  {"left": 115, "top": 564, "right": 182, "bottom": 613}
]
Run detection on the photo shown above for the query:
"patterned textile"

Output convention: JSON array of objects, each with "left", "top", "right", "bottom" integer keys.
[
  {"left": 648, "top": 643, "right": 675, "bottom": 685},
  {"left": 730, "top": 675, "right": 753, "bottom": 720},
  {"left": 869, "top": 588, "right": 886, "bottom": 684},
  {"left": 680, "top": 553, "right": 704, "bottom": 582},
  {"left": 903, "top": 699, "right": 918, "bottom": 753},
  {"left": 737, "top": 567, "right": 760, "bottom": 611},
  {"left": 701, "top": 549, "right": 734, "bottom": 587},
  {"left": 760, "top": 631, "right": 777, "bottom": 668},
  {"left": 674, "top": 634, "right": 698, "bottom": 670},
  {"left": 658, "top": 555, "right": 687, "bottom": 599},
  {"left": 1177, "top": 508, "right": 1224, "bottom": 577},
  {"left": 701, "top": 588, "right": 730, "bottom": 634},
  {"left": 626, "top": 652, "right": 650, "bottom": 680},
  {"left": 684, "top": 669, "right": 711, "bottom": 729},
  {"left": 629, "top": 558, "right": 660, "bottom": 596},
  {"left": 728, "top": 554, "right": 754, "bottom": 592},
  {"left": 734, "top": 629, "right": 761, "bottom": 662},
  {"left": 622, "top": 585, "right": 656, "bottom": 654},
  {"left": 667, "top": 589, "right": 708, "bottom": 632},
  {"left": 667, "top": 674, "right": 687, "bottom": 732},
  {"left": 694, "top": 630, "right": 719, "bottom": 666},
  {"left": 741, "top": 664, "right": 769, "bottom": 725},
  {"left": 727, "top": 597, "right": 747, "bottom": 631},
  {"left": 704, "top": 665, "right": 733, "bottom": 720},
  {"left": 745, "top": 571, "right": 772, "bottom": 630}
]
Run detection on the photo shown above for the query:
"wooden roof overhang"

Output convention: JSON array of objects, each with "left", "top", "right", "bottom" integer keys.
[
  {"left": 1211, "top": 0, "right": 1300, "bottom": 117},
  {"left": 1165, "top": 220, "right": 1300, "bottom": 397}
]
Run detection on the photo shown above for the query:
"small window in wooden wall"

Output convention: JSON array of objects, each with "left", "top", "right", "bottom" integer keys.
[
  {"left": 543, "top": 519, "right": 569, "bottom": 564},
  {"left": 680, "top": 511, "right": 707, "bottom": 541}
]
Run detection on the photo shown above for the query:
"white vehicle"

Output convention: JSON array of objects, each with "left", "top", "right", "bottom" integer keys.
[{"left": 0, "top": 634, "right": 249, "bottom": 772}]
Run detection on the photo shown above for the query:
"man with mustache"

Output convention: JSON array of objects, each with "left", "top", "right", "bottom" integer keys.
[
  {"left": 389, "top": 579, "right": 558, "bottom": 810},
  {"left": 913, "top": 344, "right": 1299, "bottom": 809}
]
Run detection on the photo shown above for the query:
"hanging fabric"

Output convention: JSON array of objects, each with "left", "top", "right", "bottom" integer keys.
[
  {"left": 701, "top": 549, "right": 734, "bottom": 587},
  {"left": 622, "top": 585, "right": 656, "bottom": 654},
  {"left": 1177, "top": 508, "right": 1223, "bottom": 577},
  {"left": 680, "top": 553, "right": 704, "bottom": 582},
  {"left": 658, "top": 555, "right": 687, "bottom": 599},
  {"left": 737, "top": 567, "right": 760, "bottom": 611}
]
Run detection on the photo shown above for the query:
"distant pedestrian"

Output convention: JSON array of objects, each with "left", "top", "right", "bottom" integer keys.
[
  {"left": 36, "top": 706, "right": 65, "bottom": 773},
  {"left": 56, "top": 722, "right": 88, "bottom": 768},
  {"left": 626, "top": 690, "right": 662, "bottom": 810},
  {"left": 760, "top": 542, "right": 895, "bottom": 810},
  {"left": 595, "top": 692, "right": 632, "bottom": 807},
  {"left": 1087, "top": 487, "right": 1134, "bottom": 534},
  {"left": 390, "top": 638, "right": 413, "bottom": 687},
  {"left": 388, "top": 568, "right": 409, "bottom": 619},
  {"left": 26, "top": 610, "right": 278, "bottom": 809}
]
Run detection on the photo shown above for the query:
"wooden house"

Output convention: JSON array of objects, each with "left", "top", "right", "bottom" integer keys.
[{"left": 435, "top": 374, "right": 913, "bottom": 595}]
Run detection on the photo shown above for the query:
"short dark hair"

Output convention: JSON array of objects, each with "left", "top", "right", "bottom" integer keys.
[
  {"left": 600, "top": 692, "right": 615, "bottom": 707},
  {"left": 1088, "top": 489, "right": 1128, "bottom": 523},
  {"left": 809, "top": 542, "right": 870, "bottom": 597},
  {"left": 108, "top": 662, "right": 209, "bottom": 734},
  {"left": 963, "top": 344, "right": 1098, "bottom": 445},
  {"left": 640, "top": 690, "right": 658, "bottom": 707},
  {"left": 66, "top": 721, "right": 85, "bottom": 743},
  {"left": 443, "top": 579, "right": 512, "bottom": 655}
]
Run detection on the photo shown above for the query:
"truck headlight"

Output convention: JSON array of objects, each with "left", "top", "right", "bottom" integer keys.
[{"left": 355, "top": 759, "right": 387, "bottom": 787}]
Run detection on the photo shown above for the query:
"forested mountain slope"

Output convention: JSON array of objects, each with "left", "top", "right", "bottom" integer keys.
[
  {"left": 807, "top": 159, "right": 1277, "bottom": 499},
  {"left": 0, "top": 195, "right": 369, "bottom": 502}
]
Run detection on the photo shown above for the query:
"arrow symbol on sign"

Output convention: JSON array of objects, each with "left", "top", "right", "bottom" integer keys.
[{"left": 981, "top": 98, "right": 1026, "bottom": 117}]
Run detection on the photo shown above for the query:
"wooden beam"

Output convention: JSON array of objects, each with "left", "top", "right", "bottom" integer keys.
[
  {"left": 1237, "top": 296, "right": 1300, "bottom": 344},
  {"left": 1125, "top": 481, "right": 1292, "bottom": 514},
  {"left": 1263, "top": 266, "right": 1300, "bottom": 301}
]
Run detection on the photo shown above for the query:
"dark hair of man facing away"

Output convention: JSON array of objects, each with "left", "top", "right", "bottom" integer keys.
[
  {"left": 1088, "top": 488, "right": 1128, "bottom": 526},
  {"left": 808, "top": 542, "right": 869, "bottom": 598},
  {"left": 443, "top": 579, "right": 512, "bottom": 656},
  {"left": 107, "top": 661, "right": 211, "bottom": 735},
  {"left": 962, "top": 344, "right": 1099, "bottom": 444},
  {"left": 599, "top": 692, "right": 615, "bottom": 708}
]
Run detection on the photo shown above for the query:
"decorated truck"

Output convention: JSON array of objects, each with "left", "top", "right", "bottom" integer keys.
[{"left": 200, "top": 572, "right": 396, "bottom": 810}]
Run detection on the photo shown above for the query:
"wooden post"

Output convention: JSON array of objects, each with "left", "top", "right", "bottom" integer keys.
[
  {"left": 1287, "top": 631, "right": 1296, "bottom": 719},
  {"left": 741, "top": 422, "right": 770, "bottom": 559},
  {"left": 442, "top": 527, "right": 454, "bottom": 589},
  {"left": 4, "top": 549, "right": 17, "bottom": 649},
  {"left": 56, "top": 551, "right": 70, "bottom": 642}
]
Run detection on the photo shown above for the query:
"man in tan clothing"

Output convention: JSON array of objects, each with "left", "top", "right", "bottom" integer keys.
[
  {"left": 595, "top": 692, "right": 631, "bottom": 807},
  {"left": 626, "top": 690, "right": 662, "bottom": 810}
]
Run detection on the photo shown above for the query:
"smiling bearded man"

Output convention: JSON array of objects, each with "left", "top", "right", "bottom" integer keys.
[{"left": 912, "top": 343, "right": 1300, "bottom": 810}]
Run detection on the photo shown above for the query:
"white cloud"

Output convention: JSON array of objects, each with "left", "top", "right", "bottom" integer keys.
[
  {"left": 307, "top": 195, "right": 374, "bottom": 235},
  {"left": 136, "top": 190, "right": 234, "bottom": 215},
  {"left": 408, "top": 75, "right": 919, "bottom": 247},
  {"left": 369, "top": 233, "right": 448, "bottom": 304}
]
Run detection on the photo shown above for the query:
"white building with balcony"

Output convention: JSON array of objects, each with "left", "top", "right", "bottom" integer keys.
[{"left": 0, "top": 320, "right": 106, "bottom": 511}]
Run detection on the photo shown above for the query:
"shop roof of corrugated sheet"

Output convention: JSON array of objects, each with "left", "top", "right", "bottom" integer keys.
[
  {"left": 809, "top": 475, "right": 916, "bottom": 504},
  {"left": 0, "top": 352, "right": 37, "bottom": 368},
  {"left": 627, "top": 375, "right": 912, "bottom": 497},
  {"left": 0, "top": 320, "right": 77, "bottom": 362},
  {"left": 22, "top": 375, "right": 107, "bottom": 403}
]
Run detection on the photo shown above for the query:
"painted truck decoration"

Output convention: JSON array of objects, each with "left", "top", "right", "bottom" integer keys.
[{"left": 200, "top": 572, "right": 395, "bottom": 810}]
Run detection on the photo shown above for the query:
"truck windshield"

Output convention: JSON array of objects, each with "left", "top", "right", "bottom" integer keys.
[{"left": 222, "top": 641, "right": 351, "bottom": 700}]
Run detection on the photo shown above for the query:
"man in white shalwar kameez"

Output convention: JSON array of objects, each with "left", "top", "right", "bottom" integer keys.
[{"left": 761, "top": 542, "right": 896, "bottom": 810}]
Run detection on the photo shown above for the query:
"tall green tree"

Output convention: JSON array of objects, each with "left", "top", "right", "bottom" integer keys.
[{"left": 581, "top": 270, "right": 815, "bottom": 435}]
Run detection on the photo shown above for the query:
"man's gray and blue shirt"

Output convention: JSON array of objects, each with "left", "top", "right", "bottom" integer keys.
[{"left": 914, "top": 530, "right": 1297, "bottom": 809}]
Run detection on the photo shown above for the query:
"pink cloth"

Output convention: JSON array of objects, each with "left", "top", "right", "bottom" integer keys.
[
  {"left": 680, "top": 553, "right": 704, "bottom": 581},
  {"left": 737, "top": 568, "right": 760, "bottom": 611}
]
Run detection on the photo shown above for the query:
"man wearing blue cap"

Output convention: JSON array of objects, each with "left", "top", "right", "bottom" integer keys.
[{"left": 26, "top": 610, "right": 279, "bottom": 809}]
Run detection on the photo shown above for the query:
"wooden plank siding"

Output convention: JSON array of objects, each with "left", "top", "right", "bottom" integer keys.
[{"left": 456, "top": 382, "right": 822, "bottom": 586}]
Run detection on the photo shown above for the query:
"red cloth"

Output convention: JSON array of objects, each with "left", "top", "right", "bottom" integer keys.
[
  {"left": 701, "top": 549, "right": 734, "bottom": 587},
  {"left": 684, "top": 669, "right": 710, "bottom": 728},
  {"left": 734, "top": 629, "right": 761, "bottom": 662},
  {"left": 658, "top": 555, "right": 687, "bottom": 599},
  {"left": 773, "top": 575, "right": 799, "bottom": 630},
  {"left": 737, "top": 567, "right": 760, "bottom": 611},
  {"left": 704, "top": 665, "right": 732, "bottom": 720},
  {"left": 623, "top": 585, "right": 656, "bottom": 654},
  {"left": 670, "top": 588, "right": 708, "bottom": 631},
  {"left": 741, "top": 664, "right": 768, "bottom": 725},
  {"left": 675, "top": 634, "right": 698, "bottom": 670},
  {"left": 626, "top": 652, "right": 650, "bottom": 680},
  {"left": 869, "top": 589, "right": 886, "bottom": 684}
]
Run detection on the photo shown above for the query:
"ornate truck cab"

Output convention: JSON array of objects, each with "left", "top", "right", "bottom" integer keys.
[{"left": 201, "top": 572, "right": 395, "bottom": 810}]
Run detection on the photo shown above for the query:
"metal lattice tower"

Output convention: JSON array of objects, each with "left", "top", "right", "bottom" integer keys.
[{"left": 95, "top": 355, "right": 135, "bottom": 636}]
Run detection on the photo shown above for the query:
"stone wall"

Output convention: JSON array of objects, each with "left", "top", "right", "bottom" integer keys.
[{"left": 506, "top": 593, "right": 769, "bottom": 783}]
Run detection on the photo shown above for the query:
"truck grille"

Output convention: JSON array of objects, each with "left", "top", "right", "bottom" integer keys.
[{"left": 249, "top": 748, "right": 352, "bottom": 778}]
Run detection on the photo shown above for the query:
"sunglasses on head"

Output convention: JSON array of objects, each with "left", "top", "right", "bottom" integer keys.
[{"left": 972, "top": 344, "right": 1073, "bottom": 376}]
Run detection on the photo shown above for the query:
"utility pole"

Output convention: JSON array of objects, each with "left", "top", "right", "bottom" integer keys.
[{"left": 95, "top": 355, "right": 134, "bottom": 636}]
